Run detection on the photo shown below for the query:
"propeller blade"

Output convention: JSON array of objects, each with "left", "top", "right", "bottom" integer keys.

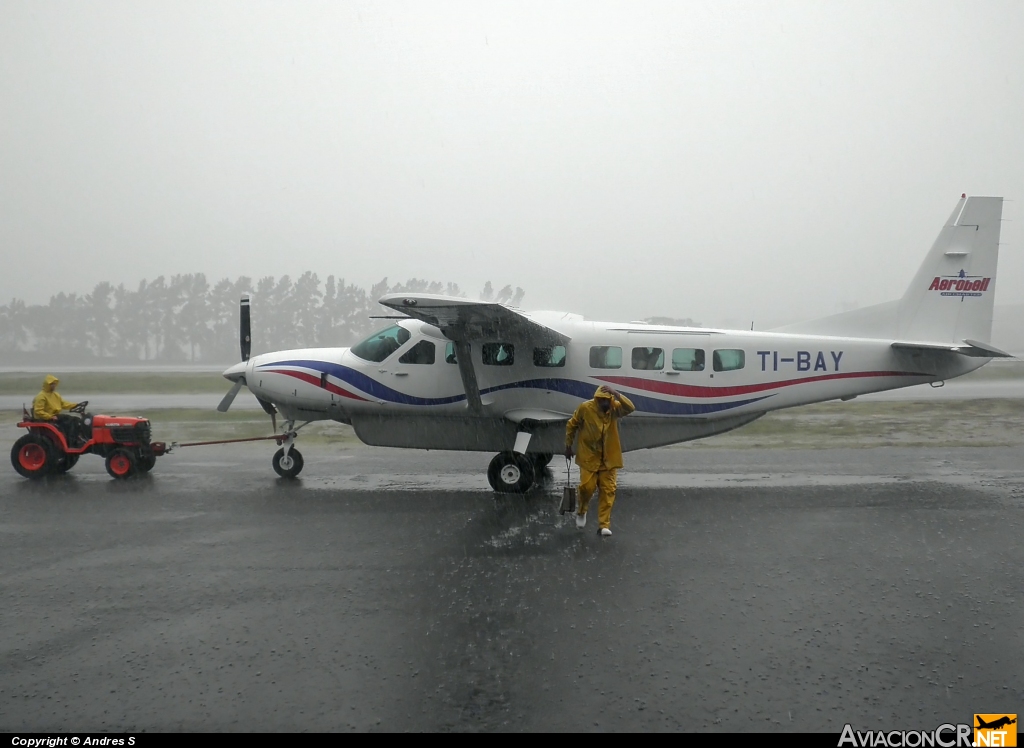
[
  {"left": 217, "top": 379, "right": 244, "bottom": 412},
  {"left": 240, "top": 295, "right": 252, "bottom": 362}
]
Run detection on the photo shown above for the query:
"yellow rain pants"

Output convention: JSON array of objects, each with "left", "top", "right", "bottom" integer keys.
[{"left": 577, "top": 467, "right": 618, "bottom": 530}]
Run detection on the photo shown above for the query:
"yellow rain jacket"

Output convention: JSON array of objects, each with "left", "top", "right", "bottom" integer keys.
[
  {"left": 32, "top": 375, "right": 77, "bottom": 420},
  {"left": 565, "top": 389, "right": 635, "bottom": 471}
]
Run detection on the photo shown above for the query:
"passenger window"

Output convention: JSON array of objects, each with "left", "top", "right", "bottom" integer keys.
[
  {"left": 713, "top": 349, "right": 745, "bottom": 372},
  {"left": 631, "top": 347, "right": 664, "bottom": 370},
  {"left": 672, "top": 348, "right": 705, "bottom": 372},
  {"left": 533, "top": 345, "right": 566, "bottom": 368},
  {"left": 444, "top": 342, "right": 458, "bottom": 364},
  {"left": 482, "top": 343, "right": 515, "bottom": 366},
  {"left": 589, "top": 346, "right": 622, "bottom": 369},
  {"left": 351, "top": 324, "right": 411, "bottom": 363},
  {"left": 399, "top": 340, "right": 435, "bottom": 365}
]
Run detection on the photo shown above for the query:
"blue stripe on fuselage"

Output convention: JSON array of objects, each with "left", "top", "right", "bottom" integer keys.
[
  {"left": 481, "top": 378, "right": 771, "bottom": 415},
  {"left": 258, "top": 359, "right": 467, "bottom": 405},
  {"left": 257, "top": 360, "right": 771, "bottom": 414}
]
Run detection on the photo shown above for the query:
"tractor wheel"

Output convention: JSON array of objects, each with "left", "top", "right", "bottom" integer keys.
[
  {"left": 105, "top": 448, "right": 137, "bottom": 480},
  {"left": 54, "top": 453, "right": 80, "bottom": 474},
  {"left": 136, "top": 451, "right": 156, "bottom": 473},
  {"left": 272, "top": 447, "right": 304, "bottom": 478},
  {"left": 11, "top": 434, "right": 56, "bottom": 479}
]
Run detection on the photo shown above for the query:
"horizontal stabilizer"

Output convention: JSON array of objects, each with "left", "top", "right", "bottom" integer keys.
[{"left": 891, "top": 340, "right": 1013, "bottom": 358}]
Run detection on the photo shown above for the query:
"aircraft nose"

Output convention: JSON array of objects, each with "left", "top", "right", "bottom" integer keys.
[{"left": 222, "top": 361, "right": 247, "bottom": 383}]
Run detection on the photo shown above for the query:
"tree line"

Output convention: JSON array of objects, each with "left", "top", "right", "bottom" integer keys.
[{"left": 0, "top": 273, "right": 525, "bottom": 364}]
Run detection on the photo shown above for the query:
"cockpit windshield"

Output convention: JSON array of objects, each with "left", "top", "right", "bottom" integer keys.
[{"left": 350, "top": 324, "right": 411, "bottom": 363}]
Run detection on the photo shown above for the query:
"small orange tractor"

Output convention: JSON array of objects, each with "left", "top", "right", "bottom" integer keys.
[{"left": 11, "top": 402, "right": 168, "bottom": 480}]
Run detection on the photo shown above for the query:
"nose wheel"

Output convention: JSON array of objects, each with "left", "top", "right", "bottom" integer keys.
[
  {"left": 487, "top": 451, "right": 535, "bottom": 493},
  {"left": 272, "top": 446, "right": 304, "bottom": 478},
  {"left": 272, "top": 422, "right": 304, "bottom": 478}
]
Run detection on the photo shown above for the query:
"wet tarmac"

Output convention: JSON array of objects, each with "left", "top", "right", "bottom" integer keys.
[{"left": 1, "top": 445, "right": 1022, "bottom": 732}]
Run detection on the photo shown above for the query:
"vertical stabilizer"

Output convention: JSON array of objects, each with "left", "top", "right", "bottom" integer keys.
[{"left": 897, "top": 196, "right": 1003, "bottom": 343}]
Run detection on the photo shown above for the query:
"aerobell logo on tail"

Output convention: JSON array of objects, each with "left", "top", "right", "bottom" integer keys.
[{"left": 928, "top": 269, "right": 991, "bottom": 297}]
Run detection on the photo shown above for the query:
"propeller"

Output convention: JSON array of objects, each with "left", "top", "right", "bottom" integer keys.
[
  {"left": 240, "top": 294, "right": 251, "bottom": 362},
  {"left": 216, "top": 295, "right": 280, "bottom": 430},
  {"left": 217, "top": 378, "right": 245, "bottom": 412},
  {"left": 217, "top": 294, "right": 252, "bottom": 413}
]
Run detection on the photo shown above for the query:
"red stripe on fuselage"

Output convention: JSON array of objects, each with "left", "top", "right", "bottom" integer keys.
[
  {"left": 596, "top": 371, "right": 923, "bottom": 399},
  {"left": 262, "top": 368, "right": 369, "bottom": 401}
]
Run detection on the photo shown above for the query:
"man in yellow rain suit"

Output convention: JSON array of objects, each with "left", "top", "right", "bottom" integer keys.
[
  {"left": 564, "top": 385, "right": 635, "bottom": 536},
  {"left": 32, "top": 374, "right": 81, "bottom": 443}
]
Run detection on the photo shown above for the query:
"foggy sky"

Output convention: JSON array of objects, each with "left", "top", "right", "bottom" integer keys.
[{"left": 2, "top": 1, "right": 1022, "bottom": 329}]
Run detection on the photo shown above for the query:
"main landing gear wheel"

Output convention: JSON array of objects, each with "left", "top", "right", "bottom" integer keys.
[
  {"left": 273, "top": 447, "right": 304, "bottom": 479},
  {"left": 487, "top": 452, "right": 535, "bottom": 494},
  {"left": 11, "top": 434, "right": 55, "bottom": 479},
  {"left": 531, "top": 453, "right": 553, "bottom": 469},
  {"left": 105, "top": 448, "right": 137, "bottom": 479}
]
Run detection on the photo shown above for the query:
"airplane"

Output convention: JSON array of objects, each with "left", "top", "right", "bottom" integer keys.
[
  {"left": 976, "top": 716, "right": 1017, "bottom": 730},
  {"left": 218, "top": 194, "right": 1010, "bottom": 489}
]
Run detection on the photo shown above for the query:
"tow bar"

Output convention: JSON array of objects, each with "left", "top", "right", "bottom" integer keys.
[
  {"left": 167, "top": 433, "right": 293, "bottom": 451},
  {"left": 155, "top": 419, "right": 311, "bottom": 478}
]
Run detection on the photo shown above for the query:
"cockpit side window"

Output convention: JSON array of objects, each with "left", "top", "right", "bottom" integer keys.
[
  {"left": 350, "top": 324, "right": 411, "bottom": 363},
  {"left": 399, "top": 340, "right": 436, "bottom": 365},
  {"left": 482, "top": 343, "right": 515, "bottom": 366},
  {"left": 444, "top": 342, "right": 458, "bottom": 364},
  {"left": 533, "top": 345, "right": 566, "bottom": 367}
]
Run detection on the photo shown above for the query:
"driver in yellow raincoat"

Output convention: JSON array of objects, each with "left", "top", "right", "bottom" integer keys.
[
  {"left": 33, "top": 375, "right": 82, "bottom": 443},
  {"left": 564, "top": 385, "right": 635, "bottom": 536}
]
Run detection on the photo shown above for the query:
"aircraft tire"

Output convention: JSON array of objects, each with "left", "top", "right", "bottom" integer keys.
[
  {"left": 487, "top": 452, "right": 535, "bottom": 494},
  {"left": 273, "top": 447, "right": 304, "bottom": 479},
  {"left": 531, "top": 453, "right": 553, "bottom": 469}
]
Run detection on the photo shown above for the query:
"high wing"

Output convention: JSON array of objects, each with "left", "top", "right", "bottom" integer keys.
[
  {"left": 378, "top": 293, "right": 572, "bottom": 415},
  {"left": 378, "top": 293, "right": 569, "bottom": 346}
]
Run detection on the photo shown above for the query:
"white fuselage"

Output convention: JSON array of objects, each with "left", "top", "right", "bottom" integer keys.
[{"left": 230, "top": 312, "right": 984, "bottom": 454}]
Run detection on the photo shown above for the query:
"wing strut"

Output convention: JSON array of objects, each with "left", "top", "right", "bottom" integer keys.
[
  {"left": 378, "top": 293, "right": 573, "bottom": 415},
  {"left": 453, "top": 340, "right": 482, "bottom": 413}
]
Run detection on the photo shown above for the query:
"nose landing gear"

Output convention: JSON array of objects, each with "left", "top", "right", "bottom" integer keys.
[{"left": 271, "top": 421, "right": 304, "bottom": 478}]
